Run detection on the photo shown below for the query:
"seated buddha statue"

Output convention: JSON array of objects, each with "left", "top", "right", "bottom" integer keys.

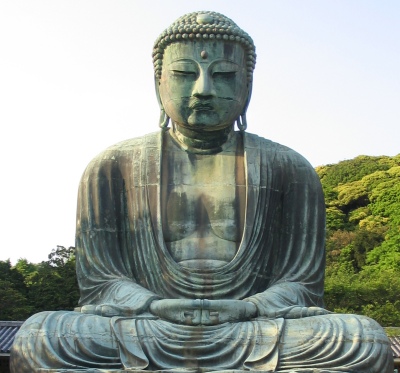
[{"left": 11, "top": 11, "right": 393, "bottom": 373}]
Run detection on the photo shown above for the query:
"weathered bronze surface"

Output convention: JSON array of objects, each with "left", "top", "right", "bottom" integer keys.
[{"left": 11, "top": 11, "right": 393, "bottom": 373}]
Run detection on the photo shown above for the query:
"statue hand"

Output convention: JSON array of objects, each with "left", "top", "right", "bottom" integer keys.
[
  {"left": 79, "top": 304, "right": 136, "bottom": 317},
  {"left": 284, "top": 306, "right": 332, "bottom": 319},
  {"left": 149, "top": 299, "right": 257, "bottom": 326},
  {"left": 201, "top": 300, "right": 257, "bottom": 325},
  {"left": 150, "top": 299, "right": 203, "bottom": 325}
]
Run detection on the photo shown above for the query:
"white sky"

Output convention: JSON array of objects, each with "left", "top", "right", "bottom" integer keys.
[{"left": 0, "top": 0, "right": 399, "bottom": 264}]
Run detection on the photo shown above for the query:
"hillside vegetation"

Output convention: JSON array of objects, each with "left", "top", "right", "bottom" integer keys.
[
  {"left": 1, "top": 154, "right": 399, "bottom": 325},
  {"left": 318, "top": 154, "right": 400, "bottom": 325}
]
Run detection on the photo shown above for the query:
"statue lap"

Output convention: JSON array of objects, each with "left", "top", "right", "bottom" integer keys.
[{"left": 11, "top": 310, "right": 391, "bottom": 372}]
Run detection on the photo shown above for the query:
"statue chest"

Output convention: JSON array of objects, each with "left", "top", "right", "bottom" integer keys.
[{"left": 161, "top": 136, "right": 245, "bottom": 269}]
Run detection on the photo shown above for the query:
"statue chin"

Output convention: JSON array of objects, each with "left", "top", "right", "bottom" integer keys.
[
  {"left": 10, "top": 10, "right": 393, "bottom": 373},
  {"left": 187, "top": 111, "right": 220, "bottom": 127}
]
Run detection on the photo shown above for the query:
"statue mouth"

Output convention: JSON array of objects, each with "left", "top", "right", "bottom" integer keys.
[{"left": 189, "top": 99, "right": 214, "bottom": 111}]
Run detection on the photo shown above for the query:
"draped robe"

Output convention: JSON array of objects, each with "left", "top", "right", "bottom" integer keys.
[
  {"left": 76, "top": 131, "right": 326, "bottom": 311},
  {"left": 10, "top": 131, "right": 393, "bottom": 372}
]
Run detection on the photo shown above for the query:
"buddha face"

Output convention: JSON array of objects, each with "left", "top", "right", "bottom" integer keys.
[{"left": 159, "top": 41, "right": 249, "bottom": 130}]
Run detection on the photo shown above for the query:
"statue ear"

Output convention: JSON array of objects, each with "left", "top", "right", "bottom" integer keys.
[
  {"left": 243, "top": 82, "right": 253, "bottom": 117},
  {"left": 154, "top": 77, "right": 163, "bottom": 109},
  {"left": 155, "top": 77, "right": 170, "bottom": 129},
  {"left": 237, "top": 82, "right": 252, "bottom": 132}
]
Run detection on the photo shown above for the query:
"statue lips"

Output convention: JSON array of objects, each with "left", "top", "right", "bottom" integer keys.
[{"left": 189, "top": 98, "right": 214, "bottom": 112}]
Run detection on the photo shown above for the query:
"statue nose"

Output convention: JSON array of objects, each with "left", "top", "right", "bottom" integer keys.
[{"left": 193, "top": 71, "right": 216, "bottom": 98}]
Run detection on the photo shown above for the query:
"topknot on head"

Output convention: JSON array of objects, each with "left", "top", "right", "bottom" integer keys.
[{"left": 152, "top": 11, "right": 256, "bottom": 82}]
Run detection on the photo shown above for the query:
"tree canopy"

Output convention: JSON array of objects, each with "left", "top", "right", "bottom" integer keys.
[
  {"left": 0, "top": 246, "right": 79, "bottom": 321},
  {"left": 317, "top": 154, "right": 400, "bottom": 325}
]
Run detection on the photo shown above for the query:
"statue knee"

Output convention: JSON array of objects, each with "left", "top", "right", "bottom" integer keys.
[
  {"left": 10, "top": 311, "right": 56, "bottom": 372},
  {"left": 285, "top": 313, "right": 389, "bottom": 343},
  {"left": 13, "top": 311, "right": 53, "bottom": 342},
  {"left": 332, "top": 313, "right": 382, "bottom": 330},
  {"left": 350, "top": 314, "right": 390, "bottom": 340},
  {"left": 24, "top": 310, "right": 55, "bottom": 325},
  {"left": 11, "top": 311, "right": 94, "bottom": 372}
]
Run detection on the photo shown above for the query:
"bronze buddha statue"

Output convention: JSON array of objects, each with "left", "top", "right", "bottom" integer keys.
[{"left": 11, "top": 11, "right": 393, "bottom": 373}]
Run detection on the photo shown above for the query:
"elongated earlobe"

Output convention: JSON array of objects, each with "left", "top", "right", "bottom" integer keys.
[
  {"left": 155, "top": 77, "right": 170, "bottom": 129},
  {"left": 236, "top": 82, "right": 252, "bottom": 132},
  {"left": 236, "top": 114, "right": 247, "bottom": 132},
  {"left": 159, "top": 108, "right": 170, "bottom": 129}
]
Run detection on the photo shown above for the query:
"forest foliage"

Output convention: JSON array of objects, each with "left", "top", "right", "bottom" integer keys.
[
  {"left": 0, "top": 246, "right": 79, "bottom": 321},
  {"left": 1, "top": 154, "right": 399, "bottom": 325},
  {"left": 318, "top": 154, "right": 400, "bottom": 326}
]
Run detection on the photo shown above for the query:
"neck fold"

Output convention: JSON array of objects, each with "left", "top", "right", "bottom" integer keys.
[{"left": 170, "top": 123, "right": 234, "bottom": 154}]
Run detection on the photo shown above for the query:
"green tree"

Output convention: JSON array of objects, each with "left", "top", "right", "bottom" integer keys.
[
  {"left": 0, "top": 260, "right": 33, "bottom": 320},
  {"left": 0, "top": 247, "right": 79, "bottom": 320},
  {"left": 28, "top": 246, "right": 79, "bottom": 313},
  {"left": 321, "top": 154, "right": 400, "bottom": 326}
]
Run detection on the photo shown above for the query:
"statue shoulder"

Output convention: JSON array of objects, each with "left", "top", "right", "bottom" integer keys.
[
  {"left": 80, "top": 131, "right": 160, "bottom": 179},
  {"left": 245, "top": 132, "right": 314, "bottom": 170}
]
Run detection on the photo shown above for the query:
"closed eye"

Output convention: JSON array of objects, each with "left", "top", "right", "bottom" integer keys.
[
  {"left": 172, "top": 70, "right": 197, "bottom": 77},
  {"left": 212, "top": 71, "right": 237, "bottom": 78}
]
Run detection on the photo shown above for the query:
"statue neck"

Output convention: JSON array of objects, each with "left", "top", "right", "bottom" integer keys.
[{"left": 170, "top": 122, "right": 235, "bottom": 154}]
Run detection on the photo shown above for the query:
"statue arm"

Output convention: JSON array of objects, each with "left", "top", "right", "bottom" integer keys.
[
  {"left": 245, "top": 147, "right": 326, "bottom": 318},
  {"left": 75, "top": 150, "right": 161, "bottom": 316},
  {"left": 76, "top": 226, "right": 162, "bottom": 316},
  {"left": 245, "top": 283, "right": 329, "bottom": 319}
]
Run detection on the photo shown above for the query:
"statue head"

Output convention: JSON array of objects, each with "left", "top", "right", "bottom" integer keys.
[{"left": 153, "top": 11, "right": 256, "bottom": 131}]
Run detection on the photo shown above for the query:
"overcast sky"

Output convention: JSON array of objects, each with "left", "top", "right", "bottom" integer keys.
[{"left": 1, "top": 0, "right": 399, "bottom": 264}]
